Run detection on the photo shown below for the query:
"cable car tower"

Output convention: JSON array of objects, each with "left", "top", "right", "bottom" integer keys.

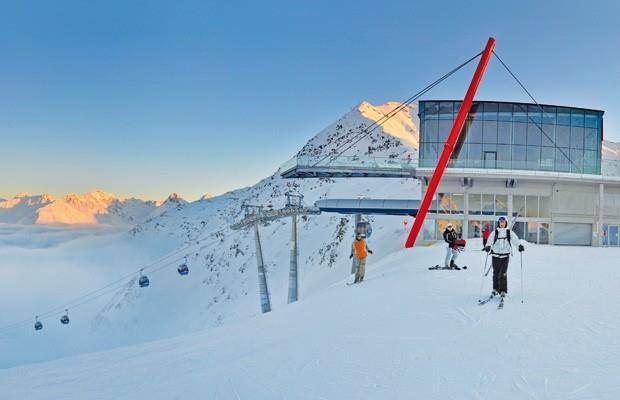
[{"left": 231, "top": 194, "right": 321, "bottom": 313}]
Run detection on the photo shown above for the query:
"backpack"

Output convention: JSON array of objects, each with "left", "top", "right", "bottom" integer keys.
[{"left": 493, "top": 228, "right": 511, "bottom": 246}]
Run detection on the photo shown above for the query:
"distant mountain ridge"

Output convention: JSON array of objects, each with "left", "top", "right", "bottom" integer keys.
[{"left": 0, "top": 190, "right": 188, "bottom": 226}]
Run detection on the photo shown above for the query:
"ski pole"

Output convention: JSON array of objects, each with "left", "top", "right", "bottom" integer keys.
[
  {"left": 478, "top": 252, "right": 489, "bottom": 302},
  {"left": 520, "top": 251, "right": 524, "bottom": 303}
]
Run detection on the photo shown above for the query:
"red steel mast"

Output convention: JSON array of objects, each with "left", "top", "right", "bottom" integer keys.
[{"left": 405, "top": 37, "right": 496, "bottom": 248}]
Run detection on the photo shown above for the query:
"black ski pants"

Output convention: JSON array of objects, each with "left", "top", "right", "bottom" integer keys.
[{"left": 492, "top": 256, "right": 509, "bottom": 293}]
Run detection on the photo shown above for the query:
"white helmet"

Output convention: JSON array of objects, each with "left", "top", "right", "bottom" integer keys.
[{"left": 446, "top": 223, "right": 453, "bottom": 230}]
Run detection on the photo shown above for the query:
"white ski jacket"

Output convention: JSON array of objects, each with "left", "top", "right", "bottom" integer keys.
[{"left": 487, "top": 227, "right": 521, "bottom": 258}]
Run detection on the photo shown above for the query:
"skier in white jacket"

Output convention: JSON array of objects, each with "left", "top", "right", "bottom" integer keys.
[{"left": 484, "top": 216, "right": 525, "bottom": 298}]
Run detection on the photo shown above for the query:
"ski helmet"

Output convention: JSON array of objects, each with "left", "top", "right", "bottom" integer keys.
[{"left": 446, "top": 223, "right": 453, "bottom": 230}]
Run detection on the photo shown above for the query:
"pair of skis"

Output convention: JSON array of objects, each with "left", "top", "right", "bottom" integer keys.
[
  {"left": 478, "top": 294, "right": 504, "bottom": 309},
  {"left": 428, "top": 265, "right": 468, "bottom": 271}
]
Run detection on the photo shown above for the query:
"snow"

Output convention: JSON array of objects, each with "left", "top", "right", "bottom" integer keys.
[{"left": 2, "top": 241, "right": 620, "bottom": 399}]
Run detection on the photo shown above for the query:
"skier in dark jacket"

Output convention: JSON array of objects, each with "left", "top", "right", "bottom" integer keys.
[
  {"left": 484, "top": 216, "right": 524, "bottom": 299},
  {"left": 443, "top": 223, "right": 460, "bottom": 269}
]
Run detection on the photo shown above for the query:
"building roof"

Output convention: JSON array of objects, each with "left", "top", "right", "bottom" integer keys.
[{"left": 419, "top": 99, "right": 604, "bottom": 115}]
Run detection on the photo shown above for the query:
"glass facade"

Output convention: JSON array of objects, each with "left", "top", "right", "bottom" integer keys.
[{"left": 419, "top": 100, "right": 604, "bottom": 174}]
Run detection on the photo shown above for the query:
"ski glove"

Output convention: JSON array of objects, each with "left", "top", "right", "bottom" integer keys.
[
  {"left": 349, "top": 254, "right": 353, "bottom": 259},
  {"left": 484, "top": 246, "right": 491, "bottom": 253},
  {"left": 518, "top": 244, "right": 525, "bottom": 252},
  {"left": 368, "top": 250, "right": 373, "bottom": 254}
]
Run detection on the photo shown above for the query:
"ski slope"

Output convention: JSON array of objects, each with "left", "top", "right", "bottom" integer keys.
[{"left": 2, "top": 241, "right": 619, "bottom": 399}]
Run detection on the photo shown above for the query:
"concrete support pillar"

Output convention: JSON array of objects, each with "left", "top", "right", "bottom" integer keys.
[
  {"left": 253, "top": 223, "right": 271, "bottom": 313},
  {"left": 507, "top": 194, "right": 514, "bottom": 221},
  {"left": 288, "top": 215, "right": 298, "bottom": 303}
]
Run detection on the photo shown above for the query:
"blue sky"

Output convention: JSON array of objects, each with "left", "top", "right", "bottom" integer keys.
[{"left": 1, "top": 0, "right": 618, "bottom": 200}]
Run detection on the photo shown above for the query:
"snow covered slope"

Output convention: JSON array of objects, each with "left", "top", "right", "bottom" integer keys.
[
  {"left": 0, "top": 190, "right": 187, "bottom": 226},
  {"left": 2, "top": 241, "right": 619, "bottom": 400}
]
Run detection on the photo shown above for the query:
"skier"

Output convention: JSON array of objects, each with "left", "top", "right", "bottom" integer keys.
[
  {"left": 484, "top": 216, "right": 525, "bottom": 299},
  {"left": 443, "top": 223, "right": 460, "bottom": 269},
  {"left": 482, "top": 223, "right": 491, "bottom": 250},
  {"left": 350, "top": 234, "right": 373, "bottom": 283}
]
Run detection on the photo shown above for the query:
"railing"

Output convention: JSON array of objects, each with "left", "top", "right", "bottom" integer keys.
[{"left": 280, "top": 155, "right": 419, "bottom": 174}]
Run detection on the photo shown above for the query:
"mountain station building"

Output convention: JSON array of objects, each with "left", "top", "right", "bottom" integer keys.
[{"left": 416, "top": 100, "right": 620, "bottom": 246}]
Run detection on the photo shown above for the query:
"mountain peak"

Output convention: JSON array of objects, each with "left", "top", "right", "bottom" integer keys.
[{"left": 200, "top": 193, "right": 214, "bottom": 201}]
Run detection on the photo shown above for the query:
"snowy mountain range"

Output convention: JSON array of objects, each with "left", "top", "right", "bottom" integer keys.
[{"left": 0, "top": 190, "right": 188, "bottom": 226}]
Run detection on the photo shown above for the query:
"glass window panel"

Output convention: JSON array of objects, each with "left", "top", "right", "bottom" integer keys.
[
  {"left": 425, "top": 101, "right": 439, "bottom": 117},
  {"left": 497, "top": 145, "right": 511, "bottom": 167},
  {"left": 438, "top": 193, "right": 450, "bottom": 214},
  {"left": 423, "top": 118, "right": 438, "bottom": 143},
  {"left": 539, "top": 223, "right": 550, "bottom": 244},
  {"left": 495, "top": 195, "right": 508, "bottom": 215},
  {"left": 498, "top": 103, "right": 512, "bottom": 121},
  {"left": 498, "top": 121, "right": 511, "bottom": 144},
  {"left": 468, "top": 143, "right": 482, "bottom": 167},
  {"left": 482, "top": 194, "right": 494, "bottom": 215},
  {"left": 512, "top": 145, "right": 526, "bottom": 170},
  {"left": 570, "top": 126, "right": 584, "bottom": 149},
  {"left": 556, "top": 125, "right": 570, "bottom": 147},
  {"left": 539, "top": 197, "right": 550, "bottom": 218},
  {"left": 453, "top": 101, "right": 462, "bottom": 116},
  {"left": 584, "top": 150, "right": 599, "bottom": 174},
  {"left": 527, "top": 105, "right": 542, "bottom": 124},
  {"left": 483, "top": 120, "right": 498, "bottom": 143},
  {"left": 421, "top": 143, "right": 438, "bottom": 166},
  {"left": 513, "top": 122, "right": 527, "bottom": 145},
  {"left": 541, "top": 124, "right": 555, "bottom": 147},
  {"left": 513, "top": 104, "right": 528, "bottom": 122},
  {"left": 585, "top": 112, "right": 599, "bottom": 129},
  {"left": 469, "top": 193, "right": 481, "bottom": 215},
  {"left": 438, "top": 119, "right": 453, "bottom": 143},
  {"left": 541, "top": 147, "right": 555, "bottom": 170},
  {"left": 439, "top": 102, "right": 454, "bottom": 119},
  {"left": 469, "top": 119, "right": 483, "bottom": 143},
  {"left": 451, "top": 194, "right": 464, "bottom": 214},
  {"left": 513, "top": 195, "right": 525, "bottom": 217},
  {"left": 570, "top": 149, "right": 584, "bottom": 173},
  {"left": 527, "top": 123, "right": 542, "bottom": 146},
  {"left": 542, "top": 106, "right": 556, "bottom": 124},
  {"left": 584, "top": 128, "right": 598, "bottom": 150},
  {"left": 571, "top": 110, "right": 585, "bottom": 127},
  {"left": 526, "top": 195, "right": 539, "bottom": 217},
  {"left": 555, "top": 148, "right": 570, "bottom": 172},
  {"left": 468, "top": 103, "right": 481, "bottom": 120},
  {"left": 526, "top": 146, "right": 540, "bottom": 168},
  {"left": 557, "top": 108, "right": 571, "bottom": 125},
  {"left": 527, "top": 222, "right": 539, "bottom": 243},
  {"left": 483, "top": 102, "right": 498, "bottom": 120}
]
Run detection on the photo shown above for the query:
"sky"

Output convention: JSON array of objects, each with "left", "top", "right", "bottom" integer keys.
[{"left": 0, "top": 0, "right": 618, "bottom": 201}]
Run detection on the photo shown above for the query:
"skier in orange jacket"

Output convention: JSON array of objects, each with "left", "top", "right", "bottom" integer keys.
[{"left": 350, "top": 234, "right": 373, "bottom": 283}]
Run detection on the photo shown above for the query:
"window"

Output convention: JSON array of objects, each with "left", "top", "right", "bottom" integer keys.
[
  {"left": 539, "top": 197, "right": 550, "bottom": 218},
  {"left": 439, "top": 102, "right": 453, "bottom": 119},
  {"left": 483, "top": 102, "right": 498, "bottom": 120},
  {"left": 498, "top": 103, "right": 512, "bottom": 121},
  {"left": 468, "top": 143, "right": 482, "bottom": 163},
  {"left": 513, "top": 195, "right": 525, "bottom": 217},
  {"left": 528, "top": 105, "right": 542, "bottom": 124},
  {"left": 423, "top": 118, "right": 438, "bottom": 143},
  {"left": 556, "top": 125, "right": 570, "bottom": 147},
  {"left": 526, "top": 146, "right": 540, "bottom": 168},
  {"left": 438, "top": 119, "right": 453, "bottom": 143},
  {"left": 570, "top": 126, "right": 584, "bottom": 149},
  {"left": 495, "top": 195, "right": 508, "bottom": 215},
  {"left": 539, "top": 223, "right": 550, "bottom": 244},
  {"left": 584, "top": 128, "right": 598, "bottom": 150},
  {"left": 469, "top": 119, "right": 483, "bottom": 143},
  {"left": 585, "top": 112, "right": 599, "bottom": 129},
  {"left": 541, "top": 147, "right": 555, "bottom": 170},
  {"left": 571, "top": 110, "right": 585, "bottom": 127},
  {"left": 571, "top": 149, "right": 584, "bottom": 173},
  {"left": 527, "top": 123, "right": 542, "bottom": 146},
  {"left": 437, "top": 193, "right": 450, "bottom": 214},
  {"left": 513, "top": 104, "right": 528, "bottom": 122},
  {"left": 513, "top": 122, "right": 527, "bottom": 145},
  {"left": 422, "top": 143, "right": 438, "bottom": 164},
  {"left": 424, "top": 102, "right": 439, "bottom": 118},
  {"left": 557, "top": 108, "right": 571, "bottom": 125},
  {"left": 512, "top": 145, "right": 526, "bottom": 168},
  {"left": 469, "top": 193, "right": 481, "bottom": 215},
  {"left": 542, "top": 106, "right": 556, "bottom": 124},
  {"left": 526, "top": 195, "right": 539, "bottom": 217},
  {"left": 498, "top": 121, "right": 511, "bottom": 144},
  {"left": 527, "top": 222, "right": 539, "bottom": 242},
  {"left": 556, "top": 148, "right": 570, "bottom": 172},
  {"left": 541, "top": 124, "right": 555, "bottom": 147},
  {"left": 483, "top": 120, "right": 498, "bottom": 143},
  {"left": 451, "top": 194, "right": 464, "bottom": 214},
  {"left": 482, "top": 194, "right": 494, "bottom": 215},
  {"left": 584, "top": 150, "right": 598, "bottom": 174}
]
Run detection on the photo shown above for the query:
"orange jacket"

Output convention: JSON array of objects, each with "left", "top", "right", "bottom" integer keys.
[{"left": 352, "top": 239, "right": 368, "bottom": 259}]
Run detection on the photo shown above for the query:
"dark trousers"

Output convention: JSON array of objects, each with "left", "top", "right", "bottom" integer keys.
[
  {"left": 492, "top": 256, "right": 509, "bottom": 293},
  {"left": 482, "top": 238, "right": 488, "bottom": 247}
]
